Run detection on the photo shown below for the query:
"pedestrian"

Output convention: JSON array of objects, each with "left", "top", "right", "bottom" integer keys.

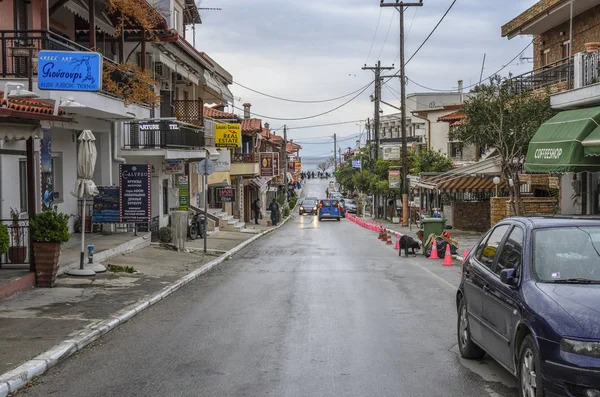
[
  {"left": 269, "top": 198, "right": 280, "bottom": 226},
  {"left": 253, "top": 199, "right": 261, "bottom": 225}
]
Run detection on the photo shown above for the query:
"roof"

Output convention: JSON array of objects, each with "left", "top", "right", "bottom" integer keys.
[
  {"left": 0, "top": 92, "right": 70, "bottom": 121},
  {"left": 241, "top": 118, "right": 262, "bottom": 135},
  {"left": 412, "top": 104, "right": 464, "bottom": 116},
  {"left": 417, "top": 174, "right": 507, "bottom": 193},
  {"left": 203, "top": 106, "right": 237, "bottom": 120},
  {"left": 501, "top": 0, "right": 564, "bottom": 38},
  {"left": 438, "top": 110, "right": 465, "bottom": 123},
  {"left": 502, "top": 217, "right": 600, "bottom": 229}
]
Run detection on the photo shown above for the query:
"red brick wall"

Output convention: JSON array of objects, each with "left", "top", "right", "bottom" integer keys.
[{"left": 453, "top": 201, "right": 491, "bottom": 233}]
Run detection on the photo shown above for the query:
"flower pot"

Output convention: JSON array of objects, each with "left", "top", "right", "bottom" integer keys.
[
  {"left": 8, "top": 246, "right": 27, "bottom": 263},
  {"left": 585, "top": 42, "right": 600, "bottom": 53},
  {"left": 33, "top": 242, "right": 61, "bottom": 288}
]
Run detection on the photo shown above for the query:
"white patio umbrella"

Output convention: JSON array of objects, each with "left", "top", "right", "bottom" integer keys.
[{"left": 67, "top": 130, "right": 102, "bottom": 276}]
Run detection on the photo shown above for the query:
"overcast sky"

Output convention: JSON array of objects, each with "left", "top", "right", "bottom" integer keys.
[{"left": 192, "top": 0, "right": 538, "bottom": 158}]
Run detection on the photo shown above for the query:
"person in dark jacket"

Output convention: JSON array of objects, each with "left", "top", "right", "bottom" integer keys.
[
  {"left": 268, "top": 198, "right": 280, "bottom": 226},
  {"left": 252, "top": 199, "right": 261, "bottom": 225}
]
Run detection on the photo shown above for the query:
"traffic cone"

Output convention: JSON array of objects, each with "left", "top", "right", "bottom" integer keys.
[
  {"left": 378, "top": 227, "right": 384, "bottom": 240},
  {"left": 394, "top": 234, "right": 401, "bottom": 250},
  {"left": 386, "top": 230, "right": 393, "bottom": 245},
  {"left": 443, "top": 243, "right": 453, "bottom": 266},
  {"left": 429, "top": 239, "right": 440, "bottom": 259}
]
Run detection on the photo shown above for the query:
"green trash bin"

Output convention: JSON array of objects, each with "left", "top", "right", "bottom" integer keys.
[{"left": 421, "top": 218, "right": 447, "bottom": 256}]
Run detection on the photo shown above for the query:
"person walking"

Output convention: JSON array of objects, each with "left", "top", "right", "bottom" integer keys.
[
  {"left": 268, "top": 198, "right": 280, "bottom": 226},
  {"left": 252, "top": 199, "right": 261, "bottom": 225}
]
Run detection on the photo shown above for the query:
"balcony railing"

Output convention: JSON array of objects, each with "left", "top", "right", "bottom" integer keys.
[
  {"left": 172, "top": 100, "right": 204, "bottom": 127},
  {"left": 0, "top": 30, "right": 142, "bottom": 102},
  {"left": 232, "top": 152, "right": 257, "bottom": 163},
  {"left": 123, "top": 120, "right": 207, "bottom": 149},
  {"left": 510, "top": 57, "right": 573, "bottom": 95},
  {"left": 581, "top": 50, "right": 600, "bottom": 87}
]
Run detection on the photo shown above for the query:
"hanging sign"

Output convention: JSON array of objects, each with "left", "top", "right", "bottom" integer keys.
[
  {"left": 352, "top": 160, "right": 362, "bottom": 169},
  {"left": 295, "top": 161, "right": 302, "bottom": 172},
  {"left": 260, "top": 152, "right": 274, "bottom": 177},
  {"left": 177, "top": 175, "right": 189, "bottom": 211},
  {"left": 164, "top": 159, "right": 185, "bottom": 174},
  {"left": 215, "top": 123, "right": 241, "bottom": 148},
  {"left": 120, "top": 164, "right": 151, "bottom": 222},
  {"left": 273, "top": 152, "right": 280, "bottom": 174},
  {"left": 383, "top": 145, "right": 401, "bottom": 161},
  {"left": 389, "top": 169, "right": 401, "bottom": 189},
  {"left": 214, "top": 150, "right": 231, "bottom": 172},
  {"left": 216, "top": 187, "right": 236, "bottom": 203},
  {"left": 38, "top": 50, "right": 103, "bottom": 91}
]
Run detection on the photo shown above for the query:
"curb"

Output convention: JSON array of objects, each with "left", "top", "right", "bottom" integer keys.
[{"left": 0, "top": 215, "right": 294, "bottom": 397}]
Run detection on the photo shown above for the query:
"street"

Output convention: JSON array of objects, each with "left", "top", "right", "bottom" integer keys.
[{"left": 17, "top": 178, "right": 518, "bottom": 397}]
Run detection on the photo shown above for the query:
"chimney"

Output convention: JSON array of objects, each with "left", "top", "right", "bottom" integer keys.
[
  {"left": 264, "top": 122, "right": 269, "bottom": 130},
  {"left": 355, "top": 140, "right": 360, "bottom": 150},
  {"left": 243, "top": 103, "right": 251, "bottom": 119},
  {"left": 458, "top": 80, "right": 464, "bottom": 104}
]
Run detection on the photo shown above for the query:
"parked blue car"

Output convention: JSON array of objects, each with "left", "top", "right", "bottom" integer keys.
[
  {"left": 456, "top": 217, "right": 600, "bottom": 397},
  {"left": 318, "top": 199, "right": 341, "bottom": 221}
]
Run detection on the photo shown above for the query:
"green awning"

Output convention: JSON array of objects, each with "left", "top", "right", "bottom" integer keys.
[
  {"left": 525, "top": 106, "right": 600, "bottom": 173},
  {"left": 582, "top": 126, "right": 600, "bottom": 157}
]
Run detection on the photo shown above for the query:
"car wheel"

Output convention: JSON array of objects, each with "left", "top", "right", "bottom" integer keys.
[
  {"left": 457, "top": 298, "right": 485, "bottom": 359},
  {"left": 337, "top": 218, "right": 341, "bottom": 221},
  {"left": 519, "top": 335, "right": 543, "bottom": 397}
]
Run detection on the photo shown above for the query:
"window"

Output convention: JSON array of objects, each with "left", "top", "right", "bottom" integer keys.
[
  {"left": 478, "top": 224, "right": 510, "bottom": 269},
  {"left": 449, "top": 142, "right": 462, "bottom": 159},
  {"left": 561, "top": 40, "right": 570, "bottom": 60},
  {"left": 19, "top": 160, "right": 27, "bottom": 213},
  {"left": 52, "top": 155, "right": 64, "bottom": 202},
  {"left": 173, "top": 9, "right": 180, "bottom": 32},
  {"left": 495, "top": 227, "right": 524, "bottom": 275},
  {"left": 163, "top": 179, "right": 169, "bottom": 215},
  {"left": 541, "top": 49, "right": 550, "bottom": 67}
]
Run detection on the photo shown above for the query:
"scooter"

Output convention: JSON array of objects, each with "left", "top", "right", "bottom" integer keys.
[{"left": 188, "top": 213, "right": 206, "bottom": 240}]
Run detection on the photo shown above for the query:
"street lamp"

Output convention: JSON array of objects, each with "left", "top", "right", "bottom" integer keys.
[
  {"left": 493, "top": 176, "right": 500, "bottom": 197},
  {"left": 3, "top": 82, "right": 39, "bottom": 107}
]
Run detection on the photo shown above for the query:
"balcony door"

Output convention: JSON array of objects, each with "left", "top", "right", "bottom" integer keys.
[{"left": 13, "top": 0, "right": 29, "bottom": 76}]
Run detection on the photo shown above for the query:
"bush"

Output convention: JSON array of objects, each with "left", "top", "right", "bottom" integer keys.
[
  {"left": 30, "top": 210, "right": 70, "bottom": 243},
  {"left": 158, "top": 226, "right": 172, "bottom": 243},
  {"left": 0, "top": 224, "right": 9, "bottom": 255},
  {"left": 289, "top": 198, "right": 297, "bottom": 209},
  {"left": 283, "top": 207, "right": 290, "bottom": 217}
]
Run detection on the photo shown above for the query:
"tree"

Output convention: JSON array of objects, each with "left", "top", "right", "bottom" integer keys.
[
  {"left": 415, "top": 149, "right": 454, "bottom": 174},
  {"left": 450, "top": 75, "right": 557, "bottom": 215},
  {"left": 317, "top": 156, "right": 335, "bottom": 172}
]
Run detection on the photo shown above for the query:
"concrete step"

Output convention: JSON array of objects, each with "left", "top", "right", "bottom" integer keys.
[
  {"left": 234, "top": 221, "right": 245, "bottom": 230},
  {"left": 220, "top": 214, "right": 234, "bottom": 222},
  {"left": 227, "top": 218, "right": 238, "bottom": 225}
]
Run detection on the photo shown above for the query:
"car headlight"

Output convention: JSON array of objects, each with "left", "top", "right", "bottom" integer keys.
[
  {"left": 561, "top": 338, "right": 600, "bottom": 358},
  {"left": 313, "top": 207, "right": 317, "bottom": 210},
  {"left": 300, "top": 207, "right": 304, "bottom": 211}
]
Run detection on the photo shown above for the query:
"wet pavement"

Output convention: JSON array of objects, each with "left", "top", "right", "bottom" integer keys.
[{"left": 15, "top": 179, "right": 519, "bottom": 397}]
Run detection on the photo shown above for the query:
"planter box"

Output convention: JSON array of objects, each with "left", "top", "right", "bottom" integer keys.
[{"left": 33, "top": 242, "right": 61, "bottom": 288}]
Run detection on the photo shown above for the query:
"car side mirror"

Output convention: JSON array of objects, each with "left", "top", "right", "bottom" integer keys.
[{"left": 500, "top": 268, "right": 519, "bottom": 288}]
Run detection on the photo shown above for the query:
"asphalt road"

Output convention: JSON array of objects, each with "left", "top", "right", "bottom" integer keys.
[{"left": 17, "top": 179, "right": 519, "bottom": 397}]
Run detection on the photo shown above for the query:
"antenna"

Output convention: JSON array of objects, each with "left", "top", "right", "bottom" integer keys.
[{"left": 519, "top": 53, "right": 534, "bottom": 64}]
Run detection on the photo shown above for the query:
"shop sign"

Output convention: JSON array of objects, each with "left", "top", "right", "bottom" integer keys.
[
  {"left": 295, "top": 161, "right": 302, "bottom": 172},
  {"left": 164, "top": 159, "right": 185, "bottom": 174},
  {"left": 177, "top": 175, "right": 189, "bottom": 210},
  {"left": 389, "top": 169, "right": 401, "bottom": 189},
  {"left": 273, "top": 153, "right": 280, "bottom": 174},
  {"left": 352, "top": 160, "right": 361, "bottom": 169},
  {"left": 92, "top": 186, "right": 120, "bottom": 223},
  {"left": 260, "top": 152, "right": 275, "bottom": 177},
  {"left": 38, "top": 50, "right": 103, "bottom": 91},
  {"left": 120, "top": 164, "right": 151, "bottom": 222},
  {"left": 215, "top": 123, "right": 241, "bottom": 148},
  {"left": 216, "top": 187, "right": 236, "bottom": 203},
  {"left": 214, "top": 150, "right": 231, "bottom": 172},
  {"left": 383, "top": 145, "right": 401, "bottom": 161}
]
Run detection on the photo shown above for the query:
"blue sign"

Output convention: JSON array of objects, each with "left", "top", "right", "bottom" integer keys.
[{"left": 38, "top": 50, "right": 103, "bottom": 92}]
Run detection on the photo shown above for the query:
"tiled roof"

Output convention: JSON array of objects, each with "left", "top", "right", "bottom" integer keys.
[
  {"left": 203, "top": 106, "right": 237, "bottom": 120},
  {"left": 438, "top": 110, "right": 465, "bottom": 123},
  {"left": 0, "top": 92, "right": 66, "bottom": 115},
  {"left": 241, "top": 118, "right": 262, "bottom": 134}
]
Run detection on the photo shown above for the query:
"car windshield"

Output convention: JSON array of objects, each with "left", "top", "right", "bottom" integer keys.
[
  {"left": 533, "top": 227, "right": 600, "bottom": 282},
  {"left": 302, "top": 200, "right": 315, "bottom": 207},
  {"left": 344, "top": 200, "right": 357, "bottom": 206}
]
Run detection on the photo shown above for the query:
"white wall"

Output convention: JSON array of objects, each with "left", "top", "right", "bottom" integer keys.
[
  {"left": 0, "top": 140, "right": 26, "bottom": 219},
  {"left": 50, "top": 128, "right": 78, "bottom": 230}
]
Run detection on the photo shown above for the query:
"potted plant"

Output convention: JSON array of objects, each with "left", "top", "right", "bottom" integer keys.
[
  {"left": 0, "top": 223, "right": 9, "bottom": 264},
  {"left": 30, "top": 210, "right": 70, "bottom": 287},
  {"left": 585, "top": 42, "right": 600, "bottom": 53},
  {"left": 8, "top": 207, "right": 27, "bottom": 263}
]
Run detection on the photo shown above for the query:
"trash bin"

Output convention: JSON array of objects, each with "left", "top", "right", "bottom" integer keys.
[{"left": 421, "top": 218, "right": 447, "bottom": 256}]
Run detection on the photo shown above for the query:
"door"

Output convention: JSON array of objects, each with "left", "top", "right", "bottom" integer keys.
[
  {"left": 482, "top": 226, "right": 524, "bottom": 371},
  {"left": 465, "top": 225, "right": 511, "bottom": 347}
]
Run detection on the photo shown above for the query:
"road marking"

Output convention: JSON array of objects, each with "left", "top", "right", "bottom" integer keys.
[{"left": 407, "top": 261, "right": 457, "bottom": 290}]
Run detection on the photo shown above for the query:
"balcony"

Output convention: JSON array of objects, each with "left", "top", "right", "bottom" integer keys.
[
  {"left": 551, "top": 50, "right": 600, "bottom": 110},
  {"left": 122, "top": 119, "right": 209, "bottom": 159},
  {"left": 0, "top": 30, "right": 149, "bottom": 104},
  {"left": 172, "top": 100, "right": 204, "bottom": 127},
  {"left": 230, "top": 152, "right": 259, "bottom": 176},
  {"left": 510, "top": 57, "right": 573, "bottom": 95}
]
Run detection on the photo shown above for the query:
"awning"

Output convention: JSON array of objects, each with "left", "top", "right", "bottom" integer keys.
[
  {"left": 582, "top": 126, "right": 600, "bottom": 156},
  {"left": 249, "top": 176, "right": 272, "bottom": 193},
  {"left": 203, "top": 70, "right": 222, "bottom": 95},
  {"left": 64, "top": 0, "right": 116, "bottom": 36},
  {"left": 0, "top": 124, "right": 40, "bottom": 141},
  {"left": 156, "top": 52, "right": 200, "bottom": 85},
  {"left": 525, "top": 106, "right": 600, "bottom": 173},
  {"left": 205, "top": 147, "right": 219, "bottom": 160},
  {"left": 215, "top": 78, "right": 234, "bottom": 103},
  {"left": 418, "top": 175, "right": 507, "bottom": 193}
]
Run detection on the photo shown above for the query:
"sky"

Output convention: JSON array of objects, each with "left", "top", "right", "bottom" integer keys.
[{"left": 191, "top": 0, "right": 539, "bottom": 159}]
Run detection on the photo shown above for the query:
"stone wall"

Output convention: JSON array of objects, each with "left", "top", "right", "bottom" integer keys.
[
  {"left": 490, "top": 197, "right": 559, "bottom": 226},
  {"left": 453, "top": 201, "right": 491, "bottom": 232}
]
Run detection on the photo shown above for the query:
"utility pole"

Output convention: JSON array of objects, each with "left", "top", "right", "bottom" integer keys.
[
  {"left": 333, "top": 133, "right": 337, "bottom": 171},
  {"left": 283, "top": 125, "right": 288, "bottom": 190},
  {"left": 363, "top": 61, "right": 394, "bottom": 219},
  {"left": 380, "top": 0, "right": 423, "bottom": 227},
  {"left": 366, "top": 118, "right": 372, "bottom": 170}
]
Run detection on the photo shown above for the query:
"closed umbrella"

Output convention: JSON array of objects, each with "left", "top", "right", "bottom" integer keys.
[{"left": 67, "top": 130, "right": 101, "bottom": 276}]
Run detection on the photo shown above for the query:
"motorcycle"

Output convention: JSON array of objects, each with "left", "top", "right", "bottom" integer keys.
[{"left": 188, "top": 213, "right": 206, "bottom": 240}]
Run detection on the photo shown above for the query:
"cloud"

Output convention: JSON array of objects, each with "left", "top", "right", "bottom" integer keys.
[{"left": 193, "top": 0, "right": 538, "bottom": 158}]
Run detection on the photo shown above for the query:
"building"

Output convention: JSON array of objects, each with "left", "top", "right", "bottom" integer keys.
[
  {"left": 503, "top": 0, "right": 600, "bottom": 216},
  {"left": 437, "top": 110, "right": 481, "bottom": 165}
]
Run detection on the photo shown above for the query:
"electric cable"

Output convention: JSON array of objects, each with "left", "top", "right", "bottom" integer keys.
[{"left": 232, "top": 81, "right": 373, "bottom": 103}]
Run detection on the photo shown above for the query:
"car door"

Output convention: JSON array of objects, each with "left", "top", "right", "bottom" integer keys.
[
  {"left": 481, "top": 226, "right": 524, "bottom": 371},
  {"left": 464, "top": 224, "right": 511, "bottom": 347}
]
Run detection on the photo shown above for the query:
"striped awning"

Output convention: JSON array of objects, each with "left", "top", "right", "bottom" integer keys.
[{"left": 419, "top": 175, "right": 507, "bottom": 193}]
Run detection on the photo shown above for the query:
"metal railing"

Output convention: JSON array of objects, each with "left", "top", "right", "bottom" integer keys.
[
  {"left": 510, "top": 57, "right": 573, "bottom": 94},
  {"left": 123, "top": 122, "right": 208, "bottom": 149},
  {"left": 0, "top": 218, "right": 30, "bottom": 266},
  {"left": 231, "top": 152, "right": 257, "bottom": 163},
  {"left": 582, "top": 50, "right": 600, "bottom": 87}
]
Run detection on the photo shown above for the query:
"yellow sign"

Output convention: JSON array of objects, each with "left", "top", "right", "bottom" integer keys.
[{"left": 215, "top": 124, "right": 241, "bottom": 148}]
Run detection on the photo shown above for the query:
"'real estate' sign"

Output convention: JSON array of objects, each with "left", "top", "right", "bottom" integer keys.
[
  {"left": 38, "top": 50, "right": 103, "bottom": 91},
  {"left": 215, "top": 124, "right": 241, "bottom": 148},
  {"left": 120, "top": 164, "right": 151, "bottom": 222}
]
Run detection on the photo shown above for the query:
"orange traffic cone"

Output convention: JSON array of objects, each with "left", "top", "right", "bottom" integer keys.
[
  {"left": 443, "top": 243, "right": 453, "bottom": 266},
  {"left": 386, "top": 230, "right": 393, "bottom": 245},
  {"left": 394, "top": 234, "right": 401, "bottom": 250},
  {"left": 429, "top": 238, "right": 440, "bottom": 259},
  {"left": 378, "top": 227, "right": 384, "bottom": 240}
]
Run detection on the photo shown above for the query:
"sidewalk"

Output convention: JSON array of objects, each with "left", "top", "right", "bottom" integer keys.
[{"left": 0, "top": 226, "right": 282, "bottom": 387}]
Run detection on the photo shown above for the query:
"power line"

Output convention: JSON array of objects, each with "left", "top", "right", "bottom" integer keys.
[
  {"left": 232, "top": 81, "right": 372, "bottom": 103},
  {"left": 287, "top": 119, "right": 366, "bottom": 131},
  {"left": 231, "top": 82, "right": 373, "bottom": 121},
  {"left": 295, "top": 134, "right": 362, "bottom": 145},
  {"left": 377, "top": 11, "right": 396, "bottom": 60},
  {"left": 365, "top": 8, "right": 383, "bottom": 65}
]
